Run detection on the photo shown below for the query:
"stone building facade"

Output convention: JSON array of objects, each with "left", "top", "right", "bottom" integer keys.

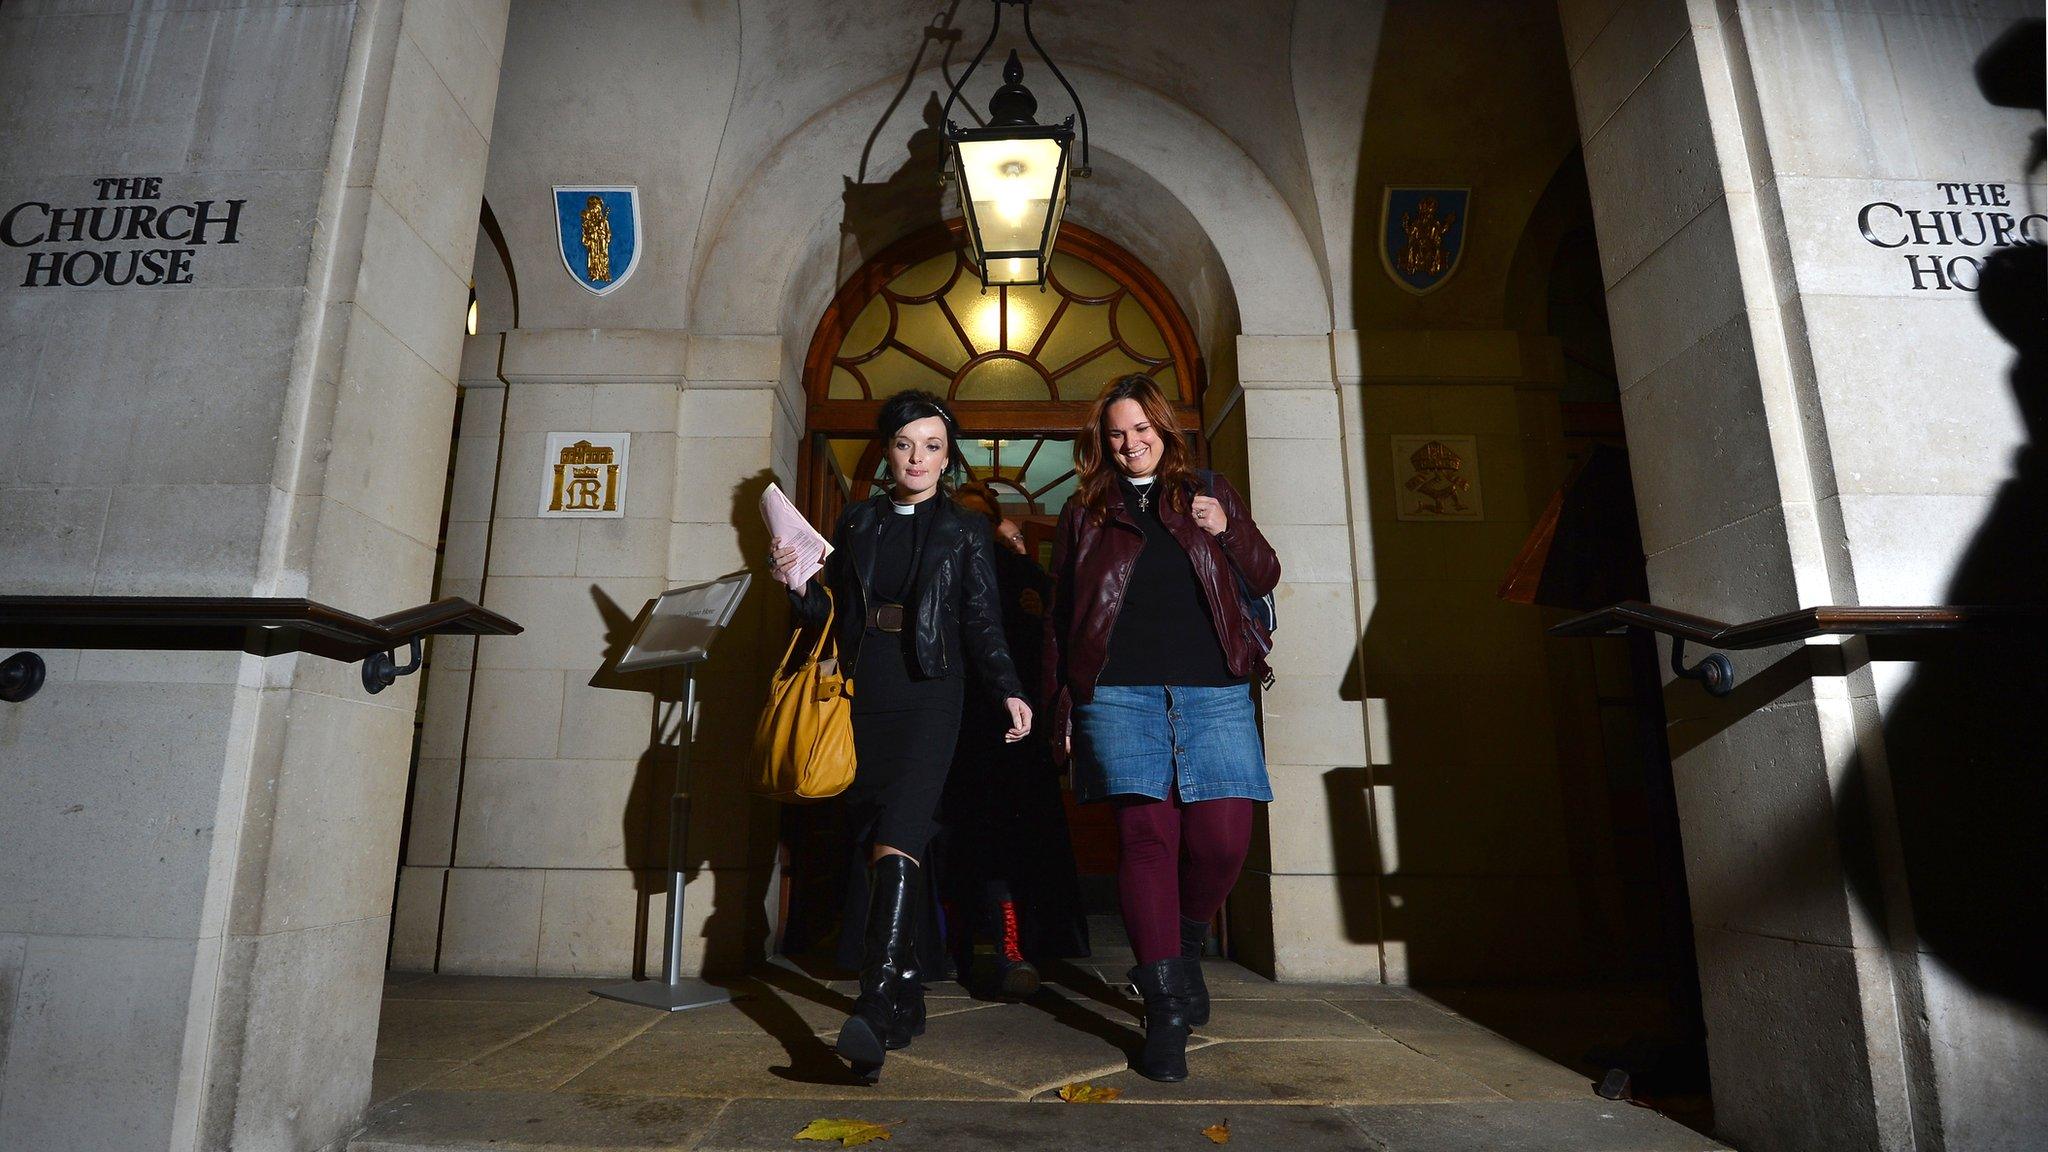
[{"left": 0, "top": 2, "right": 2040, "bottom": 1150}]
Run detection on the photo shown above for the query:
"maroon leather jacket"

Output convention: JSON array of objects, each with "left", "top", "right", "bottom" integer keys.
[{"left": 1042, "top": 470, "right": 1281, "bottom": 757}]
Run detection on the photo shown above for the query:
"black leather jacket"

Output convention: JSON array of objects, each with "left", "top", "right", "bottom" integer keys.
[{"left": 790, "top": 494, "right": 1025, "bottom": 703}]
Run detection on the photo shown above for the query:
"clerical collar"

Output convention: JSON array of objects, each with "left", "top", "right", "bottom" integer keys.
[
  {"left": 1127, "top": 475, "right": 1156, "bottom": 487},
  {"left": 889, "top": 498, "right": 921, "bottom": 516}
]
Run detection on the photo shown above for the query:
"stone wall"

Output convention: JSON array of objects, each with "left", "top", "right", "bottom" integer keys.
[{"left": 0, "top": 1, "right": 510, "bottom": 1149}]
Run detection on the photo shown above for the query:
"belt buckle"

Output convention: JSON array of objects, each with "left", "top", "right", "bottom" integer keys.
[{"left": 874, "top": 603, "right": 906, "bottom": 633}]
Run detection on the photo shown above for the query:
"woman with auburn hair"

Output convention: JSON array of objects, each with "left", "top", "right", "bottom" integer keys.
[{"left": 1043, "top": 373, "right": 1281, "bottom": 1082}]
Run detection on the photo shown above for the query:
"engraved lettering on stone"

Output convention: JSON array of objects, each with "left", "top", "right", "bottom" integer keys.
[
  {"left": 1855, "top": 182, "right": 2043, "bottom": 292},
  {"left": 4, "top": 175, "right": 246, "bottom": 288}
]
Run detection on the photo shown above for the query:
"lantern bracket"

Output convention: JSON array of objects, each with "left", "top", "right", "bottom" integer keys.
[{"left": 937, "top": 0, "right": 1091, "bottom": 176}]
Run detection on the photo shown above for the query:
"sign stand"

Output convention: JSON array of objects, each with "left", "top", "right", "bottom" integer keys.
[{"left": 590, "top": 571, "right": 752, "bottom": 1013}]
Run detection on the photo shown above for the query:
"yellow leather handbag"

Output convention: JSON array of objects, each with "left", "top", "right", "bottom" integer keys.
[{"left": 751, "top": 589, "right": 856, "bottom": 802}]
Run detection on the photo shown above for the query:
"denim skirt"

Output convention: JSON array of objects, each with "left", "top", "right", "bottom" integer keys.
[{"left": 1071, "top": 683, "right": 1271, "bottom": 804}]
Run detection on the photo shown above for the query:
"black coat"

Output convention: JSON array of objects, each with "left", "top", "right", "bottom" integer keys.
[{"left": 792, "top": 493, "right": 1026, "bottom": 703}]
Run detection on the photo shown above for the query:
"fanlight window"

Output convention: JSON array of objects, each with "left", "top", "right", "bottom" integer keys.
[{"left": 826, "top": 247, "right": 1177, "bottom": 403}]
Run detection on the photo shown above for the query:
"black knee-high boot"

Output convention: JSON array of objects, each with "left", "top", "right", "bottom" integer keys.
[
  {"left": 1179, "top": 916, "right": 1211, "bottom": 1027},
  {"left": 1128, "top": 956, "right": 1197, "bottom": 1082},
  {"left": 837, "top": 855, "right": 927, "bottom": 1077}
]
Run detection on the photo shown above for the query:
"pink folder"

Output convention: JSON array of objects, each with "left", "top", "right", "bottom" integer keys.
[{"left": 760, "top": 483, "right": 832, "bottom": 592}]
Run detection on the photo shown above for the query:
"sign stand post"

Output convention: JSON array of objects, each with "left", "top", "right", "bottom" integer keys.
[{"left": 590, "top": 571, "right": 752, "bottom": 1013}]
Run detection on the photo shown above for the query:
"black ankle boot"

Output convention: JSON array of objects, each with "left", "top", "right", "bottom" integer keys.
[
  {"left": 837, "top": 855, "right": 927, "bottom": 1078},
  {"left": 1128, "top": 956, "right": 1197, "bottom": 1082},
  {"left": 1179, "top": 917, "right": 1211, "bottom": 1027}
]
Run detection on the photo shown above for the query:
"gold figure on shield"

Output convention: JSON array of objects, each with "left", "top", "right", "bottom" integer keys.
[
  {"left": 580, "top": 195, "right": 612, "bottom": 284},
  {"left": 1397, "top": 196, "right": 1457, "bottom": 278}
]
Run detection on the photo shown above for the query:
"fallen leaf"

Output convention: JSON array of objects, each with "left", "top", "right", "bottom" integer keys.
[
  {"left": 1202, "top": 1119, "right": 1231, "bottom": 1144},
  {"left": 1057, "top": 1082, "right": 1124, "bottom": 1103},
  {"left": 793, "top": 1117, "right": 893, "bottom": 1146}
]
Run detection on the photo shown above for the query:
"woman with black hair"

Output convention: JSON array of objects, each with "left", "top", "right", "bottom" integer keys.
[{"left": 769, "top": 389, "right": 1032, "bottom": 1081}]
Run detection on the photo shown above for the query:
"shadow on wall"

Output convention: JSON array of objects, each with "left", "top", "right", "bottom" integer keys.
[
  {"left": 585, "top": 468, "right": 784, "bottom": 978},
  {"left": 1840, "top": 18, "right": 2047, "bottom": 1016},
  {"left": 839, "top": 2, "right": 972, "bottom": 264}
]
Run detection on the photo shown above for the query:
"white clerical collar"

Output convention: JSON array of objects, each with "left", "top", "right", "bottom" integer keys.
[
  {"left": 1128, "top": 475, "right": 1156, "bottom": 487},
  {"left": 889, "top": 499, "right": 920, "bottom": 515}
]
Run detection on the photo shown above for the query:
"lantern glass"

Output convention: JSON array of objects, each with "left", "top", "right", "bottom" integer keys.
[{"left": 953, "top": 131, "right": 1070, "bottom": 286}]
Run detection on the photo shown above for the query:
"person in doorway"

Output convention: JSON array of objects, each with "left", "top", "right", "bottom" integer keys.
[
  {"left": 1043, "top": 373, "right": 1280, "bottom": 1082},
  {"left": 769, "top": 390, "right": 1032, "bottom": 1081},
  {"left": 939, "top": 483, "right": 1090, "bottom": 998}
]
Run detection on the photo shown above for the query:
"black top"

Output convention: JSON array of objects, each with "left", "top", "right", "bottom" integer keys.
[
  {"left": 856, "top": 496, "right": 960, "bottom": 714},
  {"left": 1097, "top": 476, "right": 1245, "bottom": 688},
  {"left": 871, "top": 497, "right": 936, "bottom": 605}
]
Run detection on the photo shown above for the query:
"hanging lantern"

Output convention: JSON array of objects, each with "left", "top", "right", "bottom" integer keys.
[{"left": 940, "top": 0, "right": 1091, "bottom": 288}]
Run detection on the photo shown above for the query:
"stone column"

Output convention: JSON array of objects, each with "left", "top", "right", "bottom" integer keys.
[
  {"left": 1226, "top": 333, "right": 1386, "bottom": 982},
  {"left": 1561, "top": 1, "right": 2044, "bottom": 1149},
  {"left": 0, "top": 2, "right": 508, "bottom": 1149}
]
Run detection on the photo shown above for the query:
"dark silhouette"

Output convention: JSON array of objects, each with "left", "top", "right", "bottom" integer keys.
[{"left": 1841, "top": 17, "right": 2048, "bottom": 1015}]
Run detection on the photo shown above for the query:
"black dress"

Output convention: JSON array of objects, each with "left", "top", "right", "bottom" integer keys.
[{"left": 843, "top": 496, "right": 963, "bottom": 854}]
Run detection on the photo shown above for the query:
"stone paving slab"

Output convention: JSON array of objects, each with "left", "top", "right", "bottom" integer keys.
[
  {"left": 1341, "top": 1100, "right": 1731, "bottom": 1151},
  {"left": 432, "top": 1000, "right": 670, "bottom": 1092},
  {"left": 1192, "top": 997, "right": 1390, "bottom": 1041},
  {"left": 1042, "top": 1038, "right": 1503, "bottom": 1105},
  {"left": 353, "top": 1090, "right": 725, "bottom": 1151},
  {"left": 1331, "top": 999, "right": 1596, "bottom": 1100},
  {"left": 385, "top": 974, "right": 603, "bottom": 1004},
  {"left": 378, "top": 998, "right": 583, "bottom": 1063},
  {"left": 558, "top": 1020, "right": 1015, "bottom": 1099},
  {"left": 370, "top": 1058, "right": 463, "bottom": 1106},
  {"left": 691, "top": 1099, "right": 1372, "bottom": 1152},
  {"left": 892, "top": 985, "right": 1147, "bottom": 1091},
  {"left": 356, "top": 966, "right": 1722, "bottom": 1152}
]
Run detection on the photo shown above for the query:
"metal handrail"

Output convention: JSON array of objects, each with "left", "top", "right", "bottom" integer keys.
[
  {"left": 0, "top": 595, "right": 521, "bottom": 701},
  {"left": 1549, "top": 600, "right": 2045, "bottom": 695}
]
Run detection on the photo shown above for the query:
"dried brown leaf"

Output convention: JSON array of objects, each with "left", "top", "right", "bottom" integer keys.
[
  {"left": 1202, "top": 1119, "right": 1232, "bottom": 1144},
  {"left": 1057, "top": 1081, "right": 1124, "bottom": 1103}
]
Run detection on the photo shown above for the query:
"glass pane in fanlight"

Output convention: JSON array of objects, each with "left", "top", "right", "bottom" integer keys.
[
  {"left": 945, "top": 272, "right": 999, "bottom": 355},
  {"left": 1049, "top": 250, "right": 1117, "bottom": 298},
  {"left": 1004, "top": 282, "right": 1056, "bottom": 354},
  {"left": 864, "top": 344, "right": 950, "bottom": 393},
  {"left": 956, "top": 355, "right": 1050, "bottom": 401},
  {"left": 895, "top": 297, "right": 971, "bottom": 373},
  {"left": 1086, "top": 347, "right": 1156, "bottom": 388},
  {"left": 839, "top": 294, "right": 890, "bottom": 359},
  {"left": 828, "top": 366, "right": 866, "bottom": 399},
  {"left": 957, "top": 135, "right": 1064, "bottom": 254},
  {"left": 1114, "top": 293, "right": 1169, "bottom": 360},
  {"left": 827, "top": 438, "right": 871, "bottom": 483},
  {"left": 1037, "top": 297, "right": 1113, "bottom": 381},
  {"left": 891, "top": 250, "right": 958, "bottom": 299},
  {"left": 1152, "top": 365, "right": 1179, "bottom": 398}
]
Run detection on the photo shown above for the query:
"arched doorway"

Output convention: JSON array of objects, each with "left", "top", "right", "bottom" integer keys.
[{"left": 777, "top": 219, "right": 1207, "bottom": 956}]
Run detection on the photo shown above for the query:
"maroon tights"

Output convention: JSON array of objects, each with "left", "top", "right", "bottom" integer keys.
[{"left": 1112, "top": 793, "right": 1255, "bottom": 965}]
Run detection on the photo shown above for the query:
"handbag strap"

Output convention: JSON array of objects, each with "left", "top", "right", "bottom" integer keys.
[{"left": 779, "top": 587, "right": 838, "bottom": 671}]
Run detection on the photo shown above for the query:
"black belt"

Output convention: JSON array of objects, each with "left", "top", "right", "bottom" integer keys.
[{"left": 866, "top": 603, "right": 907, "bottom": 633}]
